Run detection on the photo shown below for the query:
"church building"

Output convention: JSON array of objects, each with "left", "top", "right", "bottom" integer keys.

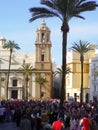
[{"left": 0, "top": 21, "right": 53, "bottom": 100}]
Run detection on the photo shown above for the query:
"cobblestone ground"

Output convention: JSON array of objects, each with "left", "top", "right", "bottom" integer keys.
[{"left": 0, "top": 122, "right": 19, "bottom": 130}]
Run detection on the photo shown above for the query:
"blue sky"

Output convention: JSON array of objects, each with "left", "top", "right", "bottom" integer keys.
[{"left": 0, "top": 0, "right": 98, "bottom": 65}]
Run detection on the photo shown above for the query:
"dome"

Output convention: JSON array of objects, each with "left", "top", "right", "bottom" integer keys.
[
  {"left": 37, "top": 20, "right": 50, "bottom": 31},
  {"left": 37, "top": 21, "right": 49, "bottom": 31},
  {"left": 0, "top": 36, "right": 6, "bottom": 40}
]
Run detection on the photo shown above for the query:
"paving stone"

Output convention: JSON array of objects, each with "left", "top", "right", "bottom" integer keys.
[{"left": 0, "top": 122, "right": 19, "bottom": 130}]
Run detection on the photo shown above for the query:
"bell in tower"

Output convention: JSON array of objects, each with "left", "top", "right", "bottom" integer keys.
[{"left": 36, "top": 21, "right": 50, "bottom": 44}]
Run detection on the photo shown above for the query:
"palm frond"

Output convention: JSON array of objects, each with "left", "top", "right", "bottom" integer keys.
[
  {"left": 67, "top": 0, "right": 98, "bottom": 20},
  {"left": 70, "top": 40, "right": 94, "bottom": 55},
  {"left": 29, "top": 7, "right": 62, "bottom": 22},
  {"left": 29, "top": 0, "right": 98, "bottom": 22},
  {"left": 3, "top": 40, "right": 20, "bottom": 50},
  {"left": 19, "top": 64, "right": 36, "bottom": 75},
  {"left": 54, "top": 67, "right": 72, "bottom": 76},
  {"left": 35, "top": 76, "right": 48, "bottom": 85}
]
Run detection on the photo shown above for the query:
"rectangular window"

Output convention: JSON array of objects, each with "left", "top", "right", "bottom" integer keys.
[
  {"left": 41, "top": 54, "right": 44, "bottom": 61},
  {"left": 12, "top": 79, "right": 17, "bottom": 87}
]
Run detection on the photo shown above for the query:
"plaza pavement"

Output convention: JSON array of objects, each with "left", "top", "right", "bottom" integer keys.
[{"left": 0, "top": 122, "right": 19, "bottom": 130}]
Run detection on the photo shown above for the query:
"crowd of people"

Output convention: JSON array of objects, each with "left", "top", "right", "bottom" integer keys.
[{"left": 0, "top": 99, "right": 98, "bottom": 130}]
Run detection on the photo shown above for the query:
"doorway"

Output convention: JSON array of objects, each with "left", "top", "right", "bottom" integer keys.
[
  {"left": 11, "top": 90, "right": 18, "bottom": 99},
  {"left": 85, "top": 93, "right": 89, "bottom": 103}
]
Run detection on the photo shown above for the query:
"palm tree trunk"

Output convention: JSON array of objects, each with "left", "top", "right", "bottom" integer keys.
[
  {"left": 59, "top": 75, "right": 62, "bottom": 98},
  {"left": 26, "top": 76, "right": 29, "bottom": 100},
  {"left": 40, "top": 85, "right": 42, "bottom": 99},
  {"left": 22, "top": 85, "right": 25, "bottom": 99},
  {"left": 22, "top": 74, "right": 25, "bottom": 99},
  {"left": 60, "top": 21, "right": 69, "bottom": 114},
  {"left": 80, "top": 55, "right": 84, "bottom": 103},
  {"left": 6, "top": 50, "right": 12, "bottom": 99}
]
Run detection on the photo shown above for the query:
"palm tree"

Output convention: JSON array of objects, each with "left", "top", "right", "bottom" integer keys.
[
  {"left": 35, "top": 75, "right": 48, "bottom": 99},
  {"left": 29, "top": 0, "right": 98, "bottom": 111},
  {"left": 19, "top": 63, "right": 36, "bottom": 100},
  {"left": 70, "top": 40, "right": 94, "bottom": 103},
  {"left": 3, "top": 40, "right": 20, "bottom": 99},
  {"left": 54, "top": 67, "right": 72, "bottom": 98},
  {"left": 54, "top": 67, "right": 71, "bottom": 76}
]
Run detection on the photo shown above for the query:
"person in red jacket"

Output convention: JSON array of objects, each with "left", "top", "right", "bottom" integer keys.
[
  {"left": 80, "top": 116, "right": 91, "bottom": 130},
  {"left": 52, "top": 117, "right": 65, "bottom": 130}
]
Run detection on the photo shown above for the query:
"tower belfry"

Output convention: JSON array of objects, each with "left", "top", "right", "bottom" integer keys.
[{"left": 35, "top": 21, "right": 52, "bottom": 70}]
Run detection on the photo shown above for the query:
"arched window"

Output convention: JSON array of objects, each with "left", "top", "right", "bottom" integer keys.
[{"left": 42, "top": 33, "right": 45, "bottom": 43}]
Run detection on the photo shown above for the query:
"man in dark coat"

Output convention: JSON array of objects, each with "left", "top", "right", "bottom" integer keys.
[{"left": 20, "top": 114, "right": 31, "bottom": 130}]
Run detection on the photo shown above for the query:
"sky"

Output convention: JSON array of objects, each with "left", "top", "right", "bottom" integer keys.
[{"left": 0, "top": 0, "right": 98, "bottom": 65}]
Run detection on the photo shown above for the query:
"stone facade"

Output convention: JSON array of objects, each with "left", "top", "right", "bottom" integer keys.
[
  {"left": 0, "top": 21, "right": 97, "bottom": 102},
  {"left": 0, "top": 21, "right": 53, "bottom": 100}
]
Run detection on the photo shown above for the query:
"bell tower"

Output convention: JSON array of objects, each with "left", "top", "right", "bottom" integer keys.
[
  {"left": 35, "top": 21, "right": 52, "bottom": 70},
  {"left": 35, "top": 21, "right": 53, "bottom": 99}
]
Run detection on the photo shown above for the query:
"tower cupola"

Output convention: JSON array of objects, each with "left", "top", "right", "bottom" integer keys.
[{"left": 0, "top": 36, "right": 6, "bottom": 47}]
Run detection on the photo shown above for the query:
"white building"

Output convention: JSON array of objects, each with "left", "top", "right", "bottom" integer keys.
[
  {"left": 0, "top": 21, "right": 53, "bottom": 100},
  {"left": 90, "top": 51, "right": 98, "bottom": 101}
]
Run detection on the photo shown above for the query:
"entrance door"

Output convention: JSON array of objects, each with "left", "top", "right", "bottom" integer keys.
[
  {"left": 85, "top": 93, "right": 89, "bottom": 103},
  {"left": 11, "top": 90, "right": 18, "bottom": 99}
]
